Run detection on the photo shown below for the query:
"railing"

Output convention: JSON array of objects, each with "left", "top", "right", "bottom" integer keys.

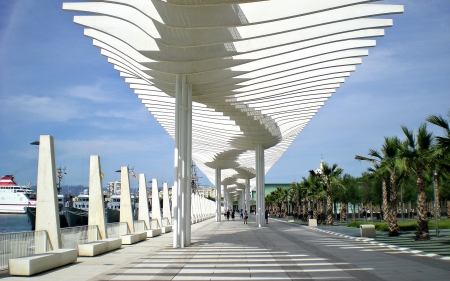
[
  {"left": 0, "top": 230, "right": 51, "bottom": 271},
  {"left": 150, "top": 219, "right": 160, "bottom": 230},
  {"left": 133, "top": 220, "right": 146, "bottom": 232},
  {"left": 60, "top": 225, "right": 98, "bottom": 249},
  {"left": 106, "top": 222, "right": 128, "bottom": 238},
  {"left": 161, "top": 217, "right": 170, "bottom": 227}
]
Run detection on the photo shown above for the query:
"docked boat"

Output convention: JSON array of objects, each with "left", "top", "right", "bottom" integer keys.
[
  {"left": 62, "top": 189, "right": 89, "bottom": 227},
  {"left": 24, "top": 194, "right": 69, "bottom": 230},
  {"left": 62, "top": 189, "right": 122, "bottom": 227},
  {"left": 0, "top": 175, "right": 36, "bottom": 214},
  {"left": 106, "top": 193, "right": 138, "bottom": 221}
]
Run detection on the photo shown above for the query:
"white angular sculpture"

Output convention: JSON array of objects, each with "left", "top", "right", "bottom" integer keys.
[
  {"left": 138, "top": 174, "right": 150, "bottom": 229},
  {"left": 88, "top": 155, "right": 107, "bottom": 240},
  {"left": 35, "top": 135, "right": 61, "bottom": 253},
  {"left": 151, "top": 178, "right": 162, "bottom": 227},
  {"left": 162, "top": 182, "right": 171, "bottom": 224},
  {"left": 120, "top": 166, "right": 134, "bottom": 233}
]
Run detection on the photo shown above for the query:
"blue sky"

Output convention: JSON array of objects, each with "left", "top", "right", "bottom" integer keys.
[{"left": 1, "top": 0, "right": 449, "bottom": 189}]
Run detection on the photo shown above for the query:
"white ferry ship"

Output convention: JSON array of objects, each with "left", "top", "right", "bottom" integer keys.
[{"left": 0, "top": 175, "right": 36, "bottom": 214}]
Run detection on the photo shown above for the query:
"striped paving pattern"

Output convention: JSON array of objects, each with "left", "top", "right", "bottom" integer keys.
[
  {"left": 304, "top": 223, "right": 450, "bottom": 259},
  {"left": 2, "top": 217, "right": 449, "bottom": 280}
]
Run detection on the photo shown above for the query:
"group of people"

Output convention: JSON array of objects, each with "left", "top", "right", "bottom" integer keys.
[{"left": 224, "top": 209, "right": 249, "bottom": 224}]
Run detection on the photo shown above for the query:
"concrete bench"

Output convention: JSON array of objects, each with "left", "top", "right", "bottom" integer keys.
[
  {"left": 146, "top": 228, "right": 161, "bottom": 238},
  {"left": 121, "top": 232, "right": 147, "bottom": 245},
  {"left": 77, "top": 238, "right": 122, "bottom": 257},
  {"left": 308, "top": 219, "right": 317, "bottom": 227},
  {"left": 9, "top": 248, "right": 77, "bottom": 276},
  {"left": 287, "top": 216, "right": 294, "bottom": 222},
  {"left": 161, "top": 226, "right": 172, "bottom": 233},
  {"left": 360, "top": 224, "right": 376, "bottom": 238}
]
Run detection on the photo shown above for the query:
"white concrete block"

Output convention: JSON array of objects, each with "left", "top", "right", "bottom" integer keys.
[
  {"left": 9, "top": 249, "right": 77, "bottom": 276},
  {"left": 146, "top": 229, "right": 161, "bottom": 238},
  {"left": 78, "top": 238, "right": 122, "bottom": 256},
  {"left": 105, "top": 238, "right": 122, "bottom": 251},
  {"left": 120, "top": 232, "right": 146, "bottom": 245},
  {"left": 78, "top": 241, "right": 108, "bottom": 257},
  {"left": 360, "top": 224, "right": 376, "bottom": 238},
  {"left": 308, "top": 219, "right": 317, "bottom": 227},
  {"left": 161, "top": 226, "right": 172, "bottom": 233}
]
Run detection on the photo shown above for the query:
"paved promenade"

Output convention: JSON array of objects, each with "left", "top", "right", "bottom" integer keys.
[{"left": 1, "top": 216, "right": 449, "bottom": 280}]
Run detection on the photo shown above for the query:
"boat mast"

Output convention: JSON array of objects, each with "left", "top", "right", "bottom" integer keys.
[
  {"left": 57, "top": 166, "right": 66, "bottom": 195},
  {"left": 191, "top": 161, "right": 201, "bottom": 194}
]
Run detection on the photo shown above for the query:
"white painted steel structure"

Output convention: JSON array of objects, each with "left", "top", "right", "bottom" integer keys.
[{"left": 63, "top": 0, "right": 403, "bottom": 247}]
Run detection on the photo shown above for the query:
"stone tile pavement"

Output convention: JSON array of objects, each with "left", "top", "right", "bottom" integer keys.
[{"left": 1, "top": 216, "right": 449, "bottom": 280}]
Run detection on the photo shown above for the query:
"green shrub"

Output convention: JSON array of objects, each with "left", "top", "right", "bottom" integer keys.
[{"left": 346, "top": 218, "right": 450, "bottom": 231}]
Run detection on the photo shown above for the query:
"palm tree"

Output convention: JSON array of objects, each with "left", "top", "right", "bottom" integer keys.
[
  {"left": 265, "top": 192, "right": 276, "bottom": 214},
  {"left": 273, "top": 186, "right": 288, "bottom": 216},
  {"left": 356, "top": 136, "right": 402, "bottom": 236},
  {"left": 356, "top": 155, "right": 389, "bottom": 221},
  {"left": 399, "top": 124, "right": 434, "bottom": 241},
  {"left": 301, "top": 174, "right": 321, "bottom": 220},
  {"left": 310, "top": 163, "right": 343, "bottom": 225},
  {"left": 427, "top": 110, "right": 450, "bottom": 218},
  {"left": 427, "top": 110, "right": 450, "bottom": 155}
]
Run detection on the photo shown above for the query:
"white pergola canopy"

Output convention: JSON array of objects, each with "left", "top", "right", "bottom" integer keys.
[{"left": 63, "top": 0, "right": 403, "bottom": 191}]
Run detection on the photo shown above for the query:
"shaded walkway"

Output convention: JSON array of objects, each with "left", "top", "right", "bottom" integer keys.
[{"left": 2, "top": 216, "right": 449, "bottom": 280}]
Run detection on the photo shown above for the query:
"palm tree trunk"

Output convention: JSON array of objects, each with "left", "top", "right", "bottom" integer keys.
[
  {"left": 388, "top": 173, "right": 399, "bottom": 236},
  {"left": 382, "top": 178, "right": 388, "bottom": 221},
  {"left": 416, "top": 167, "right": 429, "bottom": 241},
  {"left": 308, "top": 199, "right": 312, "bottom": 219},
  {"left": 434, "top": 172, "right": 441, "bottom": 219},
  {"left": 447, "top": 201, "right": 450, "bottom": 218},
  {"left": 326, "top": 181, "right": 333, "bottom": 225},
  {"left": 341, "top": 202, "right": 347, "bottom": 222},
  {"left": 313, "top": 199, "right": 318, "bottom": 220}
]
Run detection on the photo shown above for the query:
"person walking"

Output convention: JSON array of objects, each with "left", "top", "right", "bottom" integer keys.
[
  {"left": 231, "top": 210, "right": 235, "bottom": 221},
  {"left": 226, "top": 210, "right": 230, "bottom": 220},
  {"left": 244, "top": 210, "right": 248, "bottom": 224},
  {"left": 240, "top": 209, "right": 243, "bottom": 219},
  {"left": 265, "top": 209, "right": 269, "bottom": 224}
]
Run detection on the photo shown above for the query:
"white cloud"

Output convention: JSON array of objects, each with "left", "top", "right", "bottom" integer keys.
[
  {"left": 3, "top": 94, "right": 80, "bottom": 122},
  {"left": 64, "top": 82, "right": 115, "bottom": 103},
  {"left": 56, "top": 135, "right": 169, "bottom": 158}
]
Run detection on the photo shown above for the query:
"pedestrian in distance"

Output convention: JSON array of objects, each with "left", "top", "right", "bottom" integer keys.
[
  {"left": 240, "top": 209, "right": 243, "bottom": 219},
  {"left": 265, "top": 209, "right": 269, "bottom": 224},
  {"left": 231, "top": 210, "right": 235, "bottom": 221},
  {"left": 244, "top": 210, "right": 248, "bottom": 224},
  {"left": 227, "top": 210, "right": 230, "bottom": 220}
]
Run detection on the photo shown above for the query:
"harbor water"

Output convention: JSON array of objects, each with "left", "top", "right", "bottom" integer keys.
[{"left": 0, "top": 214, "right": 32, "bottom": 234}]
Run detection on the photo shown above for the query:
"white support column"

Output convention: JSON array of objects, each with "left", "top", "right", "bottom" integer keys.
[
  {"left": 35, "top": 135, "right": 61, "bottom": 253},
  {"left": 238, "top": 190, "right": 244, "bottom": 211},
  {"left": 256, "top": 145, "right": 265, "bottom": 227},
  {"left": 245, "top": 179, "right": 251, "bottom": 212},
  {"left": 151, "top": 178, "right": 161, "bottom": 227},
  {"left": 173, "top": 74, "right": 192, "bottom": 248},
  {"left": 185, "top": 83, "right": 192, "bottom": 247},
  {"left": 88, "top": 155, "right": 106, "bottom": 241},
  {"left": 223, "top": 185, "right": 228, "bottom": 211},
  {"left": 173, "top": 74, "right": 181, "bottom": 248},
  {"left": 215, "top": 168, "right": 221, "bottom": 222},
  {"left": 138, "top": 174, "right": 150, "bottom": 229},
  {"left": 120, "top": 166, "right": 134, "bottom": 233}
]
